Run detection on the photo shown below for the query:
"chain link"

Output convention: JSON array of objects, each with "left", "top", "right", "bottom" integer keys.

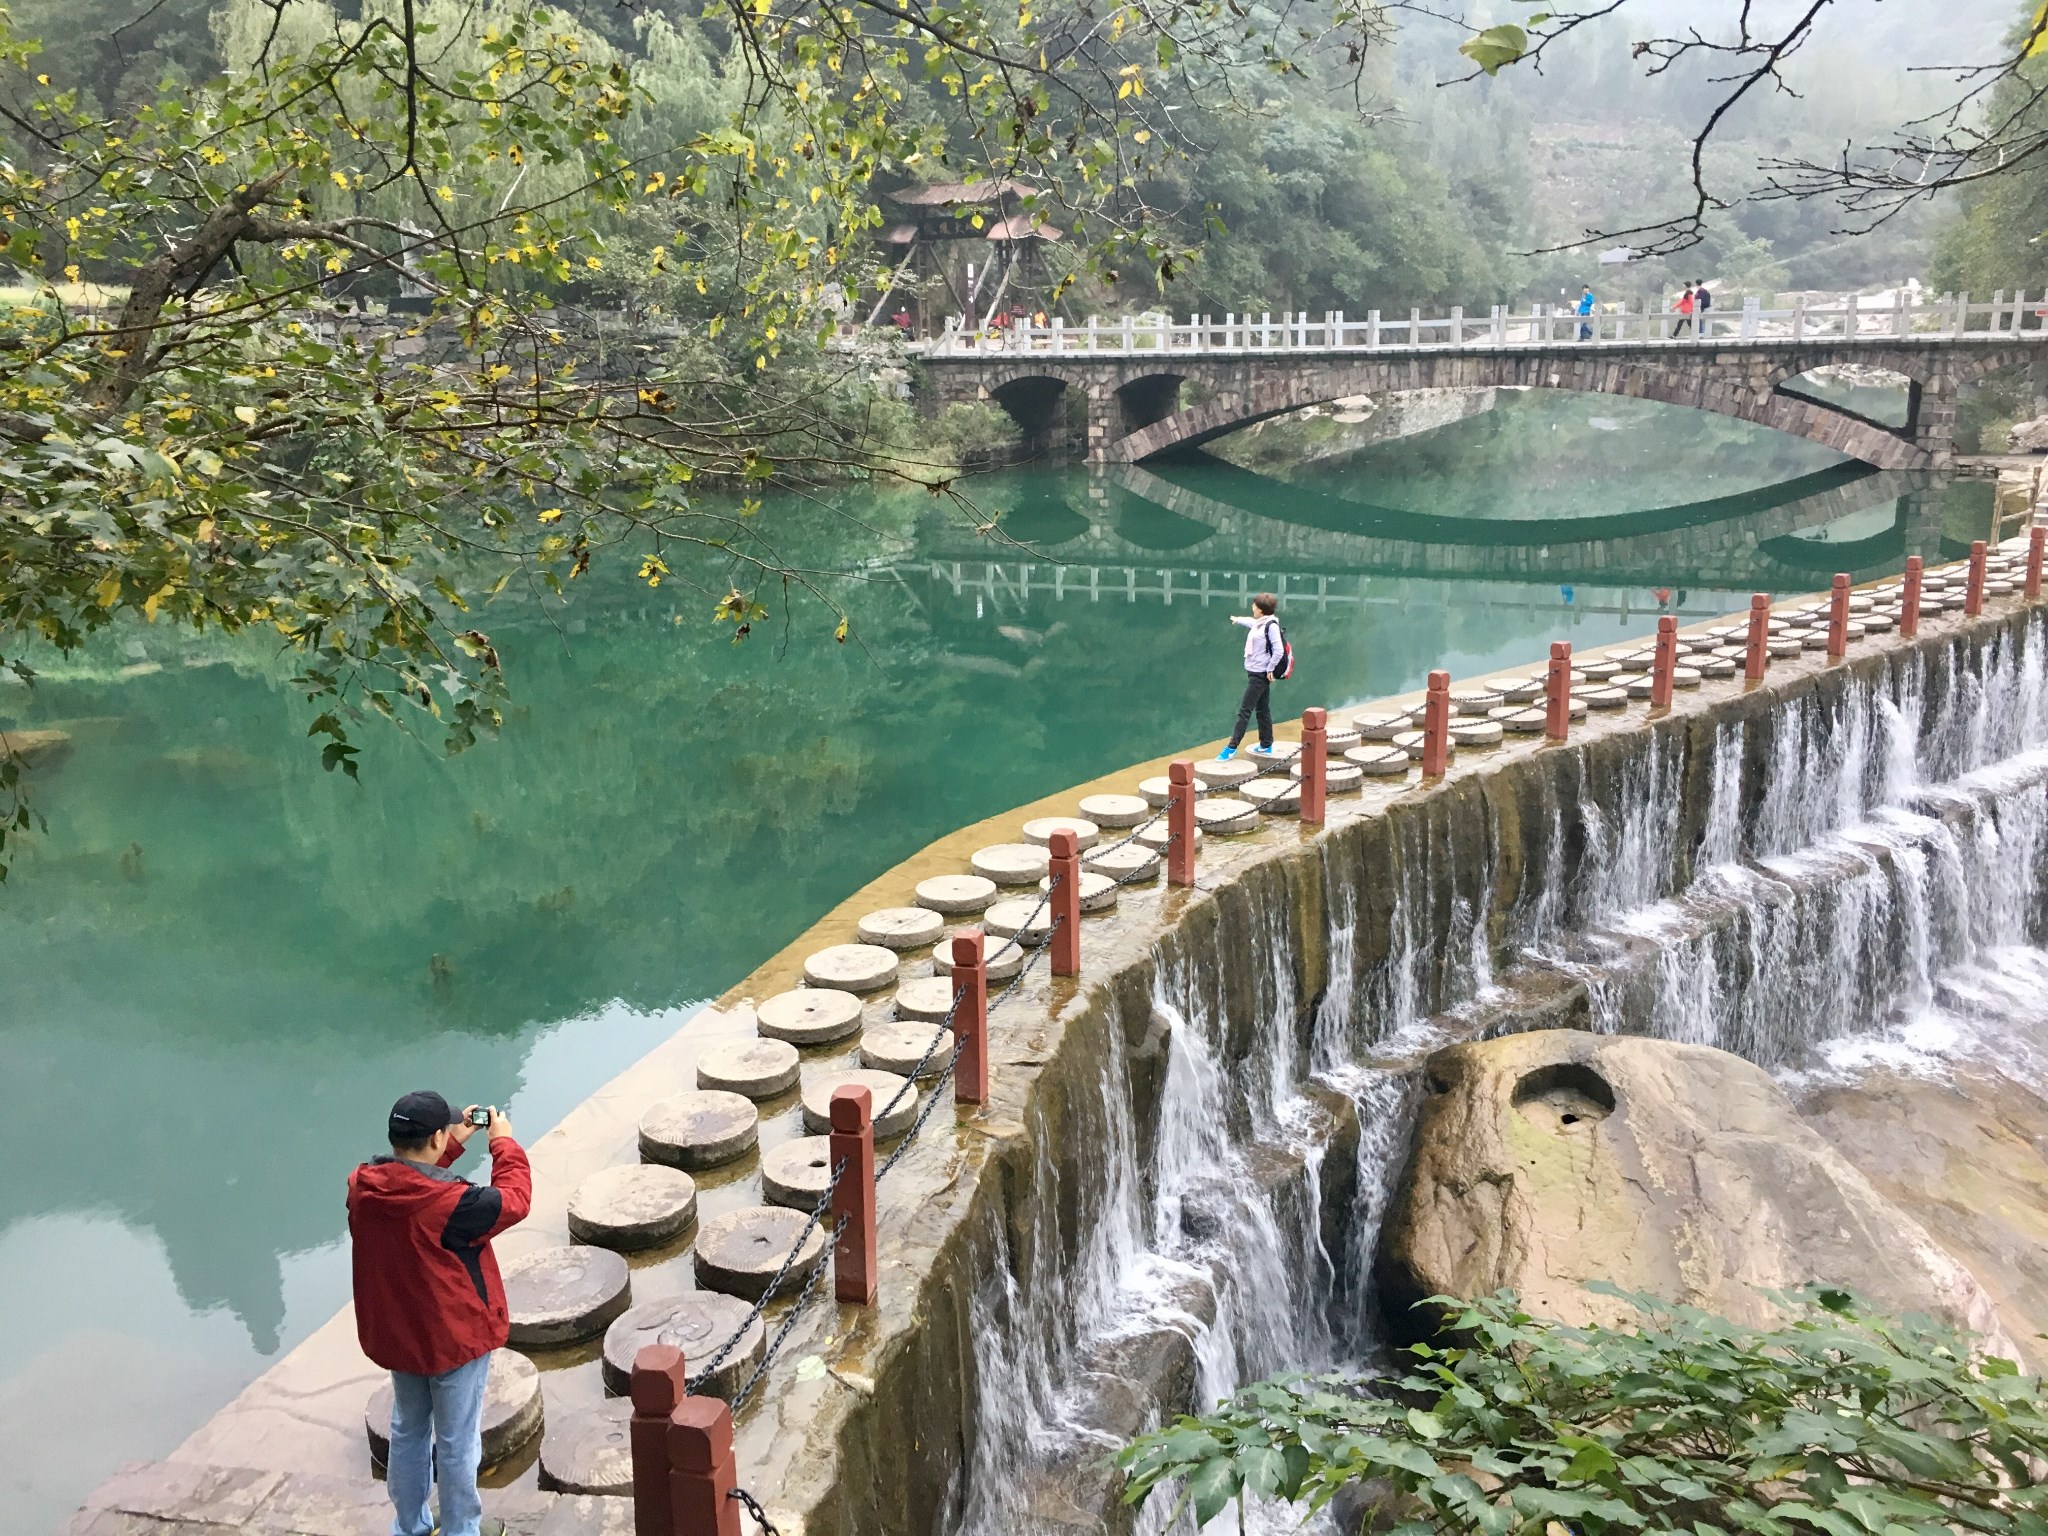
[
  {"left": 686, "top": 1157, "right": 845, "bottom": 1392},
  {"left": 728, "top": 1211, "right": 848, "bottom": 1413},
  {"left": 729, "top": 1485, "right": 782, "bottom": 1535}
]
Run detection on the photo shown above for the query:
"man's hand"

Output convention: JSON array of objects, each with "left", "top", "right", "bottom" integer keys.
[
  {"left": 487, "top": 1107, "right": 515, "bottom": 1143},
  {"left": 451, "top": 1106, "right": 483, "bottom": 1146}
]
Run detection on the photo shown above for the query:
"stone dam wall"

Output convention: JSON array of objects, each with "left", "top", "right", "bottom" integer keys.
[{"left": 131, "top": 544, "right": 2048, "bottom": 1536}]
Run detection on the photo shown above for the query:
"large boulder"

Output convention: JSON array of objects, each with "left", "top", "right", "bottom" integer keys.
[
  {"left": 1378, "top": 1030, "right": 2011, "bottom": 1349},
  {"left": 2007, "top": 415, "right": 2048, "bottom": 453}
]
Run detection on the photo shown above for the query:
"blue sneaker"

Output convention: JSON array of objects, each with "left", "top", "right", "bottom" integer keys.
[
  {"left": 1249, "top": 744, "right": 1276, "bottom": 757},
  {"left": 1217, "top": 746, "right": 1237, "bottom": 761}
]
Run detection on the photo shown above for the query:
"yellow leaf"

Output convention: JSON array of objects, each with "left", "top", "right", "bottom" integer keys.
[
  {"left": 142, "top": 583, "right": 174, "bottom": 621},
  {"left": 2030, "top": 1, "right": 2046, "bottom": 55},
  {"left": 538, "top": 508, "right": 563, "bottom": 523},
  {"left": 94, "top": 573, "right": 122, "bottom": 608},
  {"left": 584, "top": 254, "right": 603, "bottom": 269},
  {"left": 330, "top": 170, "right": 350, "bottom": 189},
  {"left": 436, "top": 185, "right": 455, "bottom": 202},
  {"left": 834, "top": 614, "right": 849, "bottom": 643},
  {"left": 325, "top": 256, "right": 344, "bottom": 274},
  {"left": 194, "top": 518, "right": 215, "bottom": 541},
  {"left": 234, "top": 405, "right": 259, "bottom": 426}
]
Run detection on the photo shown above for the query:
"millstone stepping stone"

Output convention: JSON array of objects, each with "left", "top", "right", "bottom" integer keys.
[
  {"left": 971, "top": 843, "right": 1051, "bottom": 885},
  {"left": 539, "top": 1399, "right": 632, "bottom": 1496},
  {"left": 760, "top": 1136, "right": 834, "bottom": 1209},
  {"left": 1989, "top": 580, "right": 2017, "bottom": 596},
  {"left": 1078, "top": 793, "right": 1151, "bottom": 828},
  {"left": 1324, "top": 726, "right": 1363, "bottom": 752},
  {"left": 931, "top": 936, "right": 1024, "bottom": 981},
  {"left": 567, "top": 1164, "right": 698, "bottom": 1251},
  {"left": 1580, "top": 660, "right": 1624, "bottom": 680},
  {"left": 756, "top": 987, "right": 863, "bottom": 1045},
  {"left": 1499, "top": 678, "right": 1546, "bottom": 703},
  {"left": 1320, "top": 762, "right": 1366, "bottom": 790},
  {"left": 1449, "top": 688, "right": 1504, "bottom": 715},
  {"left": 696, "top": 1206, "right": 829, "bottom": 1302},
  {"left": 914, "top": 873, "right": 999, "bottom": 914},
  {"left": 1798, "top": 631, "right": 1832, "bottom": 651},
  {"left": 1920, "top": 596, "right": 1950, "bottom": 613},
  {"left": 1848, "top": 595, "right": 1875, "bottom": 613},
  {"left": 1671, "top": 666, "right": 1703, "bottom": 689},
  {"left": 856, "top": 906, "right": 945, "bottom": 951},
  {"left": 1391, "top": 729, "right": 1450, "bottom": 761},
  {"left": 1495, "top": 707, "right": 1550, "bottom": 734},
  {"left": 985, "top": 897, "right": 1054, "bottom": 945},
  {"left": 1242, "top": 778, "right": 1301, "bottom": 814},
  {"left": 600, "top": 1293, "right": 762, "bottom": 1399},
  {"left": 1085, "top": 841, "right": 1162, "bottom": 881},
  {"left": 1038, "top": 870, "right": 1118, "bottom": 912},
  {"left": 1681, "top": 636, "right": 1722, "bottom": 655},
  {"left": 1193, "top": 757, "right": 1259, "bottom": 788},
  {"left": 1139, "top": 775, "right": 1208, "bottom": 807},
  {"left": 1576, "top": 687, "right": 1629, "bottom": 710},
  {"left": 1767, "top": 638, "right": 1805, "bottom": 658},
  {"left": 1449, "top": 719, "right": 1505, "bottom": 748},
  {"left": 639, "top": 1091, "right": 758, "bottom": 1171},
  {"left": 1136, "top": 821, "right": 1198, "bottom": 851},
  {"left": 1611, "top": 672, "right": 1649, "bottom": 693},
  {"left": 1841, "top": 620, "right": 1868, "bottom": 639},
  {"left": 1345, "top": 744, "right": 1410, "bottom": 775},
  {"left": 1251, "top": 742, "right": 1301, "bottom": 774},
  {"left": 504, "top": 1246, "right": 632, "bottom": 1348},
  {"left": 1697, "top": 656, "right": 1738, "bottom": 677},
  {"left": 369, "top": 1349, "right": 540, "bottom": 1466},
  {"left": 1713, "top": 644, "right": 1750, "bottom": 662},
  {"left": 1196, "top": 797, "right": 1259, "bottom": 833},
  {"left": 862, "top": 1023, "right": 957, "bottom": 1078},
  {"left": 895, "top": 975, "right": 956, "bottom": 1022},
  {"left": 803, "top": 942, "right": 898, "bottom": 994},
  {"left": 696, "top": 1038, "right": 800, "bottom": 1101},
  {"left": 1021, "top": 815, "right": 1101, "bottom": 850},
  {"left": 800, "top": 1068, "right": 917, "bottom": 1138},
  {"left": 1352, "top": 711, "right": 1408, "bottom": 740},
  {"left": 1862, "top": 612, "right": 1895, "bottom": 633}
]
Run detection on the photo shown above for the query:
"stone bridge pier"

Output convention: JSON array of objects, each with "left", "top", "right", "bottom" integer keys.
[{"left": 922, "top": 338, "right": 2042, "bottom": 471}]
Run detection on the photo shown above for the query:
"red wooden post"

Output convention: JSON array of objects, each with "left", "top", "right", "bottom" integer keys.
[
  {"left": 1544, "top": 641, "right": 1572, "bottom": 742},
  {"left": 1827, "top": 573, "right": 1852, "bottom": 660},
  {"left": 630, "top": 1345, "right": 689, "bottom": 1536},
  {"left": 1420, "top": 670, "right": 1451, "bottom": 777},
  {"left": 2027, "top": 526, "right": 2046, "bottom": 600},
  {"left": 1966, "top": 539, "right": 1988, "bottom": 616},
  {"left": 1166, "top": 760, "right": 1197, "bottom": 888},
  {"left": 667, "top": 1398, "right": 742, "bottom": 1536},
  {"left": 951, "top": 926, "right": 988, "bottom": 1105},
  {"left": 1901, "top": 555, "right": 1924, "bottom": 638},
  {"left": 829, "top": 1085, "right": 877, "bottom": 1306},
  {"left": 1650, "top": 616, "right": 1678, "bottom": 709},
  {"left": 1299, "top": 707, "right": 1328, "bottom": 825},
  {"left": 1744, "top": 592, "right": 1771, "bottom": 682},
  {"left": 1047, "top": 829, "right": 1082, "bottom": 977}
]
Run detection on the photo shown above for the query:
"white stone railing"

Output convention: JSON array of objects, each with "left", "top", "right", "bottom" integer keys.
[{"left": 916, "top": 290, "right": 2048, "bottom": 357}]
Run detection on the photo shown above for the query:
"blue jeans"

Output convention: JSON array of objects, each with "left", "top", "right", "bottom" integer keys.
[{"left": 387, "top": 1352, "right": 491, "bottom": 1536}]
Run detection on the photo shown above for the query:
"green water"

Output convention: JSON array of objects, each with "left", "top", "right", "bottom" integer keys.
[{"left": 0, "top": 394, "right": 1974, "bottom": 1531}]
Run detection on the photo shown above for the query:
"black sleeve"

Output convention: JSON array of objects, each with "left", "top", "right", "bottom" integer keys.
[{"left": 441, "top": 1185, "right": 504, "bottom": 1249}]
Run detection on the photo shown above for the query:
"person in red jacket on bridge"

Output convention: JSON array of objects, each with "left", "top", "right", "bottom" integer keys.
[{"left": 348, "top": 1091, "right": 531, "bottom": 1536}]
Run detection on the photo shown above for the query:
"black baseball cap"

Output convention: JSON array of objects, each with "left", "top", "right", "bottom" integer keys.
[{"left": 388, "top": 1090, "right": 457, "bottom": 1141}]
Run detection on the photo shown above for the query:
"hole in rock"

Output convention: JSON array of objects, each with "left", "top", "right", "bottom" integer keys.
[{"left": 1511, "top": 1061, "right": 1616, "bottom": 1130}]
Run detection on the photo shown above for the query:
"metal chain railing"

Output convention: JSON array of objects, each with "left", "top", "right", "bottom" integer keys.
[
  {"left": 729, "top": 1485, "right": 782, "bottom": 1535},
  {"left": 728, "top": 1209, "right": 849, "bottom": 1413},
  {"left": 685, "top": 1156, "right": 846, "bottom": 1393}
]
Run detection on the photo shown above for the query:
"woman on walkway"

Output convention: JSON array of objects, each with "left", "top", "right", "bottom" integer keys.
[
  {"left": 1673, "top": 282, "right": 1696, "bottom": 337},
  {"left": 1220, "top": 593, "right": 1284, "bottom": 760}
]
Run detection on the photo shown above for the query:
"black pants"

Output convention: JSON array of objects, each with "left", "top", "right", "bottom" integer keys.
[
  {"left": 1673, "top": 316, "right": 1692, "bottom": 336},
  {"left": 1230, "top": 671, "right": 1273, "bottom": 749}
]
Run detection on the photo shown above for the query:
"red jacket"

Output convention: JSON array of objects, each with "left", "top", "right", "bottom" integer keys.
[{"left": 347, "top": 1135, "right": 532, "bottom": 1376}]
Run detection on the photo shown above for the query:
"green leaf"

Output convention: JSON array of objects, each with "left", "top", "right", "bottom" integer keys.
[
  {"left": 1187, "top": 1458, "right": 1240, "bottom": 1527},
  {"left": 1406, "top": 1408, "right": 1444, "bottom": 1441},
  {"left": 1458, "top": 24, "right": 1530, "bottom": 75}
]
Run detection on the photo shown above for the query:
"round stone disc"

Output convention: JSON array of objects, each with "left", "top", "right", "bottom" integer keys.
[
  {"left": 856, "top": 906, "right": 946, "bottom": 951},
  {"left": 1196, "top": 797, "right": 1259, "bottom": 833},
  {"left": 1988, "top": 579, "right": 2016, "bottom": 596},
  {"left": 1193, "top": 758, "right": 1258, "bottom": 788},
  {"left": 504, "top": 1245, "right": 632, "bottom": 1348},
  {"left": 567, "top": 1164, "right": 698, "bottom": 1251},
  {"left": 1862, "top": 612, "right": 1895, "bottom": 634},
  {"left": 1767, "top": 638, "right": 1805, "bottom": 658},
  {"left": 1449, "top": 720, "right": 1505, "bottom": 747},
  {"left": 1020, "top": 815, "right": 1100, "bottom": 850},
  {"left": 803, "top": 943, "right": 898, "bottom": 993},
  {"left": 756, "top": 988, "right": 863, "bottom": 1045},
  {"left": 1671, "top": 665, "right": 1703, "bottom": 689},
  {"left": 1136, "top": 821, "right": 1198, "bottom": 851},
  {"left": 539, "top": 1398, "right": 632, "bottom": 1495},
  {"left": 1345, "top": 745, "right": 1410, "bottom": 775},
  {"left": 895, "top": 975, "right": 956, "bottom": 1022},
  {"left": 1580, "top": 660, "right": 1624, "bottom": 680},
  {"left": 800, "top": 1067, "right": 917, "bottom": 1138},
  {"left": 931, "top": 937, "right": 1024, "bottom": 981},
  {"left": 1577, "top": 686, "right": 1630, "bottom": 710},
  {"left": 1611, "top": 672, "right": 1650, "bottom": 694},
  {"left": 1077, "top": 793, "right": 1150, "bottom": 828},
  {"left": 696, "top": 1038, "right": 800, "bottom": 1100},
  {"left": 1138, "top": 775, "right": 1207, "bottom": 807},
  {"left": 1351, "top": 711, "right": 1407, "bottom": 740},
  {"left": 599, "top": 1293, "right": 763, "bottom": 1399},
  {"left": 1316, "top": 762, "right": 1365, "bottom": 790},
  {"left": 914, "top": 874, "right": 999, "bottom": 914},
  {"left": 761, "top": 1136, "right": 835, "bottom": 1209},
  {"left": 1242, "top": 779, "right": 1300, "bottom": 814},
  {"left": 639, "top": 1091, "right": 758, "bottom": 1171},
  {"left": 1085, "top": 842, "right": 1161, "bottom": 881},
  {"left": 1498, "top": 679, "right": 1545, "bottom": 703},
  {"left": 1037, "top": 870, "right": 1118, "bottom": 911},
  {"left": 1495, "top": 707, "right": 1550, "bottom": 734},
  {"left": 1251, "top": 742, "right": 1301, "bottom": 774},
  {"left": 970, "top": 843, "right": 1051, "bottom": 885},
  {"left": 1323, "top": 727, "right": 1363, "bottom": 752},
  {"left": 1697, "top": 656, "right": 1739, "bottom": 677},
  {"left": 862, "top": 1023, "right": 956, "bottom": 1078},
  {"left": 694, "top": 1206, "right": 829, "bottom": 1301},
  {"left": 985, "top": 897, "right": 1052, "bottom": 944},
  {"left": 1449, "top": 688, "right": 1503, "bottom": 715},
  {"left": 1797, "top": 631, "right": 1831, "bottom": 651},
  {"left": 368, "top": 1348, "right": 541, "bottom": 1466}
]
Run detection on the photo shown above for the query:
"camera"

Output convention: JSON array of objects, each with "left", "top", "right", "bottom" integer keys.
[{"left": 467, "top": 1106, "right": 493, "bottom": 1128}]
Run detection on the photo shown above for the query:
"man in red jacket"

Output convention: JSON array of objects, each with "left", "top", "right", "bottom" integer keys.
[{"left": 349, "top": 1090, "right": 532, "bottom": 1536}]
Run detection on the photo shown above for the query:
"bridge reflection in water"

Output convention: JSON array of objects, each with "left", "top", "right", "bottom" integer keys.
[{"left": 890, "top": 456, "right": 1950, "bottom": 617}]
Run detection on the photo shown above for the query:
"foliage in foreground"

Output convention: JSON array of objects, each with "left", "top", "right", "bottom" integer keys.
[{"left": 1118, "top": 1285, "right": 2048, "bottom": 1535}]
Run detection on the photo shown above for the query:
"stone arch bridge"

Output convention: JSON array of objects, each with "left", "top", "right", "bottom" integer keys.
[{"left": 918, "top": 310, "right": 2045, "bottom": 470}]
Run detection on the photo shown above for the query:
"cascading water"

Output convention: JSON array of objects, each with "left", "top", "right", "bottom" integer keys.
[{"left": 944, "top": 612, "right": 2048, "bottom": 1535}]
